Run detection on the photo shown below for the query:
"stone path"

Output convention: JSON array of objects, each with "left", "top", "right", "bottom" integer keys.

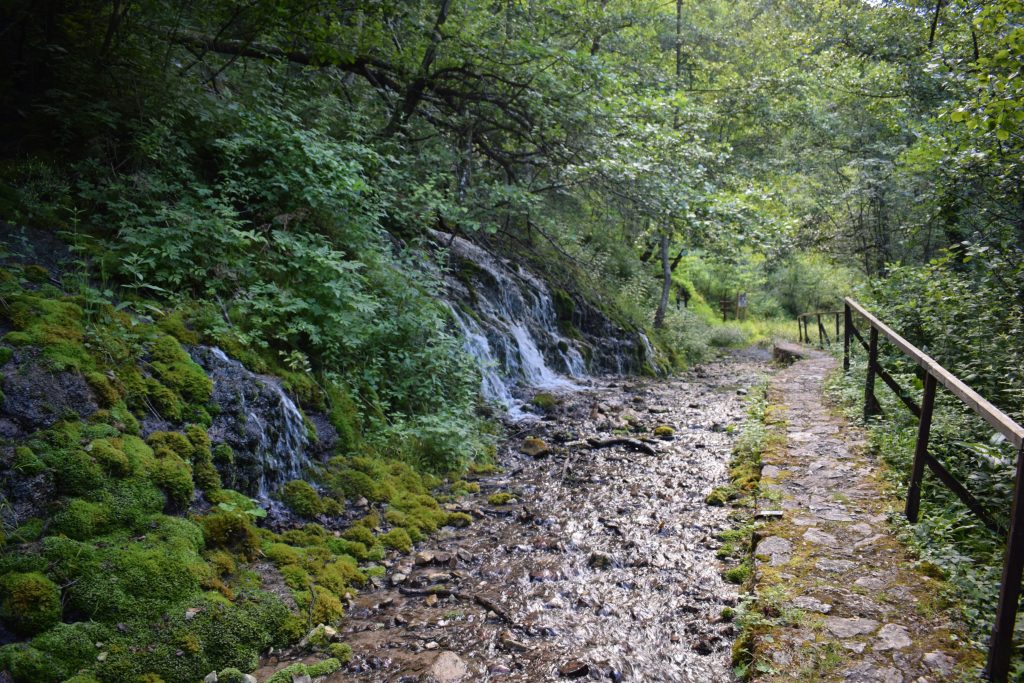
[{"left": 746, "top": 352, "right": 976, "bottom": 682}]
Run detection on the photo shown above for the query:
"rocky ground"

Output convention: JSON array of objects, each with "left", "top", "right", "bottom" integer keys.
[
  {"left": 255, "top": 350, "right": 772, "bottom": 682},
  {"left": 747, "top": 351, "right": 976, "bottom": 682}
]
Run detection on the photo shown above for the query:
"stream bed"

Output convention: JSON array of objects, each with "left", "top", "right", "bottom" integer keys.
[{"left": 262, "top": 350, "right": 771, "bottom": 682}]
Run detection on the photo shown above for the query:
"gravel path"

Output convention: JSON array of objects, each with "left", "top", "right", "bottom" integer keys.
[{"left": 748, "top": 352, "right": 973, "bottom": 682}]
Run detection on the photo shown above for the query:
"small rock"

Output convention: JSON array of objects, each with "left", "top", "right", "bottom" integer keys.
[
  {"left": 854, "top": 577, "right": 887, "bottom": 591},
  {"left": 711, "top": 422, "right": 727, "bottom": 433},
  {"left": 755, "top": 536, "right": 792, "bottom": 566},
  {"left": 425, "top": 641, "right": 440, "bottom": 650},
  {"left": 816, "top": 558, "right": 856, "bottom": 573},
  {"left": 874, "top": 623, "right": 913, "bottom": 651},
  {"left": 499, "top": 631, "right": 529, "bottom": 652},
  {"left": 415, "top": 551, "right": 436, "bottom": 565},
  {"left": 242, "top": 676, "right": 256, "bottom": 683},
  {"left": 489, "top": 664, "right": 512, "bottom": 675},
  {"left": 803, "top": 528, "right": 839, "bottom": 547},
  {"left": 355, "top": 496, "right": 369, "bottom": 508},
  {"left": 291, "top": 675, "right": 312, "bottom": 683},
  {"left": 558, "top": 660, "right": 590, "bottom": 678},
  {"left": 825, "top": 616, "right": 879, "bottom": 638},
  {"left": 922, "top": 651, "right": 954, "bottom": 676},
  {"left": 791, "top": 596, "right": 832, "bottom": 614},
  {"left": 96, "top": 652, "right": 108, "bottom": 662},
  {"left": 392, "top": 573, "right": 407, "bottom": 586},
  {"left": 429, "top": 651, "right": 468, "bottom": 682},
  {"left": 521, "top": 437, "right": 550, "bottom": 458},
  {"left": 203, "top": 673, "right": 218, "bottom": 683},
  {"left": 185, "top": 607, "right": 201, "bottom": 620},
  {"left": 425, "top": 593, "right": 439, "bottom": 607}
]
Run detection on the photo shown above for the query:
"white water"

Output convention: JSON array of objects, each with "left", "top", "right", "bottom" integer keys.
[{"left": 211, "top": 347, "right": 312, "bottom": 497}]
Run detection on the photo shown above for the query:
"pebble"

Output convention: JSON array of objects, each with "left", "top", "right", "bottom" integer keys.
[{"left": 429, "top": 651, "right": 468, "bottom": 682}]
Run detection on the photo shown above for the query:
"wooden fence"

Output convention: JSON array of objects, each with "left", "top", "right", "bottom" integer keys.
[
  {"left": 836, "top": 297, "right": 1024, "bottom": 682},
  {"left": 796, "top": 310, "right": 842, "bottom": 347}
]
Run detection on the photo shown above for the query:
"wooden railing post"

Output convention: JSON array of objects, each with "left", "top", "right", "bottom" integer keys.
[
  {"left": 834, "top": 312, "right": 840, "bottom": 342},
  {"left": 816, "top": 313, "right": 823, "bottom": 347},
  {"left": 986, "top": 441, "right": 1024, "bottom": 683},
  {"left": 864, "top": 327, "right": 881, "bottom": 419},
  {"left": 843, "top": 304, "right": 852, "bottom": 373},
  {"left": 905, "top": 373, "right": 937, "bottom": 523}
]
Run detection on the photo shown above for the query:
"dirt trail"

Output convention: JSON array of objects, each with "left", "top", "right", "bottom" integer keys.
[
  {"left": 257, "top": 350, "right": 770, "bottom": 682},
  {"left": 748, "top": 352, "right": 973, "bottom": 682}
]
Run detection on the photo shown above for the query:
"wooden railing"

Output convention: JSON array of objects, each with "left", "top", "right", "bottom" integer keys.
[
  {"left": 796, "top": 310, "right": 842, "bottom": 347},
  {"left": 840, "top": 297, "right": 1024, "bottom": 682}
]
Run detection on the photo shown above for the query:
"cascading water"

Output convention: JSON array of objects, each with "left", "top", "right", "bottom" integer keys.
[
  {"left": 193, "top": 346, "right": 313, "bottom": 498},
  {"left": 437, "top": 232, "right": 661, "bottom": 418}
]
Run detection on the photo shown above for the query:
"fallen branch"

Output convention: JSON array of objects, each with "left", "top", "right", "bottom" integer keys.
[
  {"left": 398, "top": 586, "right": 517, "bottom": 625},
  {"left": 586, "top": 437, "right": 657, "bottom": 455}
]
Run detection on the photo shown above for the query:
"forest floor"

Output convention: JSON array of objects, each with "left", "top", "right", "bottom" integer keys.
[{"left": 745, "top": 351, "right": 977, "bottom": 682}]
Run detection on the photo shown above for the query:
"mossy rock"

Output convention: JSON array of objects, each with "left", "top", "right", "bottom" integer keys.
[
  {"left": 653, "top": 425, "right": 675, "bottom": 439},
  {"left": 519, "top": 437, "right": 549, "bottom": 458},
  {"left": 487, "top": 492, "right": 514, "bottom": 505},
  {"left": 530, "top": 393, "right": 557, "bottom": 411},
  {"left": 704, "top": 487, "right": 731, "bottom": 506},
  {"left": 0, "top": 572, "right": 62, "bottom": 635}
]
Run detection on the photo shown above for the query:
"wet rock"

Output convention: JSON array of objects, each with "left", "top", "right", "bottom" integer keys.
[
  {"left": 2, "top": 352, "right": 98, "bottom": 431},
  {"left": 291, "top": 674, "right": 312, "bottom": 683},
  {"left": 499, "top": 631, "right": 530, "bottom": 652},
  {"left": 428, "top": 651, "right": 468, "bottom": 682},
  {"left": 825, "top": 616, "right": 879, "bottom": 638},
  {"left": 874, "top": 623, "right": 912, "bottom": 651},
  {"left": 425, "top": 594, "right": 439, "bottom": 607},
  {"left": 489, "top": 664, "right": 512, "bottom": 675},
  {"left": 392, "top": 573, "right": 408, "bottom": 586},
  {"left": 521, "top": 437, "right": 550, "bottom": 458},
  {"left": 588, "top": 551, "right": 613, "bottom": 569},
  {"left": 558, "top": 660, "right": 590, "bottom": 678}
]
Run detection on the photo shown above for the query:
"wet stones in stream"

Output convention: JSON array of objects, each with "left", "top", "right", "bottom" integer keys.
[{"left": 265, "top": 352, "right": 769, "bottom": 682}]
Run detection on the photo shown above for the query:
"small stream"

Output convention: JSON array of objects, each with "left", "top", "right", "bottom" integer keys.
[{"left": 276, "top": 350, "right": 770, "bottom": 682}]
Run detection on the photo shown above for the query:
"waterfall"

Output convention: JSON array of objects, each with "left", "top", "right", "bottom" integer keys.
[
  {"left": 438, "top": 232, "right": 659, "bottom": 418},
  {"left": 198, "top": 347, "right": 313, "bottom": 498}
]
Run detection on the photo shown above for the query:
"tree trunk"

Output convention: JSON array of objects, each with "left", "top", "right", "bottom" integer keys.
[{"left": 654, "top": 234, "right": 670, "bottom": 329}]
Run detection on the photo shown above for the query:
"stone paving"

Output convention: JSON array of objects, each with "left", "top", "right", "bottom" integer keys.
[{"left": 747, "top": 352, "right": 976, "bottom": 682}]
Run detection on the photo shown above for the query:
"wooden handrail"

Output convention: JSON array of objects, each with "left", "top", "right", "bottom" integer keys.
[
  {"left": 840, "top": 297, "right": 1024, "bottom": 681},
  {"left": 845, "top": 298, "right": 1024, "bottom": 449}
]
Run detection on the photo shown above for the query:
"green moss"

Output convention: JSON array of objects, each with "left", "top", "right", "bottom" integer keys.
[
  {"left": 89, "top": 437, "right": 131, "bottom": 476},
  {"left": 488, "top": 492, "right": 513, "bottom": 505},
  {"left": 378, "top": 528, "right": 412, "bottom": 553},
  {"left": 0, "top": 572, "right": 61, "bottom": 635},
  {"left": 704, "top": 487, "right": 730, "bottom": 506},
  {"left": 157, "top": 310, "right": 200, "bottom": 345},
  {"left": 530, "top": 392, "right": 557, "bottom": 411},
  {"left": 85, "top": 371, "right": 120, "bottom": 407},
  {"left": 52, "top": 497, "right": 113, "bottom": 540},
  {"left": 265, "top": 542, "right": 303, "bottom": 566},
  {"left": 12, "top": 445, "right": 45, "bottom": 475},
  {"left": 144, "top": 378, "right": 184, "bottom": 421},
  {"left": 552, "top": 288, "right": 575, "bottom": 322},
  {"left": 44, "top": 445, "right": 105, "bottom": 497},
  {"left": 148, "top": 335, "right": 212, "bottom": 404},
  {"left": 185, "top": 424, "right": 221, "bottom": 492},
  {"left": 265, "top": 658, "right": 341, "bottom": 683},
  {"left": 328, "top": 642, "right": 353, "bottom": 663},
  {"left": 281, "top": 480, "right": 326, "bottom": 518},
  {"left": 445, "top": 511, "right": 472, "bottom": 528},
  {"left": 724, "top": 560, "right": 751, "bottom": 585},
  {"left": 653, "top": 424, "right": 675, "bottom": 438},
  {"left": 212, "top": 443, "right": 234, "bottom": 465},
  {"left": 148, "top": 447, "right": 194, "bottom": 509},
  {"left": 23, "top": 264, "right": 49, "bottom": 283},
  {"left": 295, "top": 586, "right": 344, "bottom": 626},
  {"left": 201, "top": 510, "right": 260, "bottom": 561},
  {"left": 8, "top": 518, "right": 44, "bottom": 543},
  {"left": 0, "top": 346, "right": 12, "bottom": 366},
  {"left": 342, "top": 524, "right": 375, "bottom": 547}
]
